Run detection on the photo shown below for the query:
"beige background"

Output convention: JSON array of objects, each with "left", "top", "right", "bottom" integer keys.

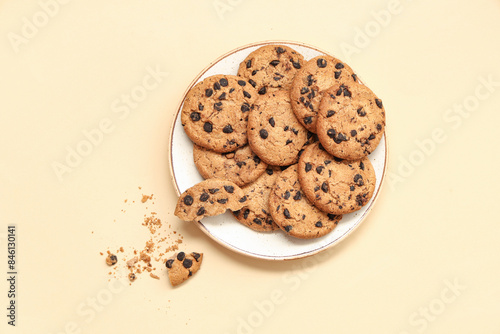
[{"left": 1, "top": 0, "right": 500, "bottom": 333}]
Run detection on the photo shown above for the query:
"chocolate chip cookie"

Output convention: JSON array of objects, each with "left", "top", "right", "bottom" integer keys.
[
  {"left": 316, "top": 82, "right": 386, "bottom": 160},
  {"left": 193, "top": 145, "right": 268, "bottom": 187},
  {"left": 298, "top": 142, "right": 376, "bottom": 215},
  {"left": 165, "top": 252, "right": 203, "bottom": 286},
  {"left": 290, "top": 55, "right": 357, "bottom": 132},
  {"left": 174, "top": 179, "right": 247, "bottom": 222},
  {"left": 268, "top": 164, "right": 342, "bottom": 239},
  {"left": 248, "top": 90, "right": 308, "bottom": 166},
  {"left": 237, "top": 45, "right": 305, "bottom": 95},
  {"left": 181, "top": 75, "right": 258, "bottom": 153},
  {"left": 232, "top": 167, "right": 281, "bottom": 232}
]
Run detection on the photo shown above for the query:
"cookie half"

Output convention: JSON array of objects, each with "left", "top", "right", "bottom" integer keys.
[
  {"left": 269, "top": 164, "right": 342, "bottom": 239},
  {"left": 298, "top": 142, "right": 376, "bottom": 215},
  {"left": 165, "top": 252, "right": 203, "bottom": 286},
  {"left": 290, "top": 55, "right": 357, "bottom": 132},
  {"left": 181, "top": 75, "right": 258, "bottom": 153},
  {"left": 316, "top": 82, "right": 386, "bottom": 160},
  {"left": 237, "top": 45, "right": 305, "bottom": 95},
  {"left": 174, "top": 179, "right": 247, "bottom": 222},
  {"left": 248, "top": 90, "right": 308, "bottom": 166},
  {"left": 232, "top": 167, "right": 281, "bottom": 232},
  {"left": 193, "top": 145, "right": 268, "bottom": 187}
]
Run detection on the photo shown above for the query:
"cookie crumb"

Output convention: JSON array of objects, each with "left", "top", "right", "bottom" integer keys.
[
  {"left": 128, "top": 273, "right": 137, "bottom": 282},
  {"left": 106, "top": 254, "right": 118, "bottom": 266},
  {"left": 150, "top": 273, "right": 160, "bottom": 280}
]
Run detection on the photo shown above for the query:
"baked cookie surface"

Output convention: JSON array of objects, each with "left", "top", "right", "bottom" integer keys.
[
  {"left": 237, "top": 45, "right": 305, "bottom": 95},
  {"left": 193, "top": 145, "right": 268, "bottom": 187},
  {"left": 269, "top": 164, "right": 342, "bottom": 239},
  {"left": 290, "top": 55, "right": 357, "bottom": 132},
  {"left": 298, "top": 142, "right": 376, "bottom": 215},
  {"left": 248, "top": 90, "right": 308, "bottom": 166},
  {"left": 181, "top": 75, "right": 258, "bottom": 153},
  {"left": 165, "top": 252, "right": 203, "bottom": 286},
  {"left": 232, "top": 167, "right": 281, "bottom": 232},
  {"left": 316, "top": 82, "right": 386, "bottom": 160},
  {"left": 174, "top": 179, "right": 247, "bottom": 222}
]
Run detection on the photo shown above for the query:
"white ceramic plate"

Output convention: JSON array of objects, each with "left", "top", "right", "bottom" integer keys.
[{"left": 169, "top": 41, "right": 387, "bottom": 260}]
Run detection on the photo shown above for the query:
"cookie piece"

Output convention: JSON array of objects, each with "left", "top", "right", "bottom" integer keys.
[
  {"left": 181, "top": 75, "right": 258, "bottom": 153},
  {"left": 298, "top": 142, "right": 376, "bottom": 215},
  {"left": 232, "top": 167, "right": 281, "bottom": 232},
  {"left": 105, "top": 254, "right": 117, "bottom": 266},
  {"left": 316, "top": 82, "right": 386, "bottom": 160},
  {"left": 269, "top": 164, "right": 342, "bottom": 239},
  {"left": 248, "top": 90, "right": 308, "bottom": 166},
  {"left": 174, "top": 179, "right": 247, "bottom": 222},
  {"left": 193, "top": 145, "right": 268, "bottom": 187},
  {"left": 237, "top": 45, "right": 305, "bottom": 95},
  {"left": 290, "top": 55, "right": 357, "bottom": 132},
  {"left": 165, "top": 252, "right": 203, "bottom": 286}
]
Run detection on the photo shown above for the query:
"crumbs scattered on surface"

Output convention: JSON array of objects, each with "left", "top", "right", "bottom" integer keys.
[{"left": 103, "top": 189, "right": 184, "bottom": 284}]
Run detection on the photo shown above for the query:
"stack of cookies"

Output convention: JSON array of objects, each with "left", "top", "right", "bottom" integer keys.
[{"left": 174, "top": 44, "right": 385, "bottom": 240}]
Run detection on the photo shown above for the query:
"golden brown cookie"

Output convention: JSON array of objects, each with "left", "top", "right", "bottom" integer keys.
[
  {"left": 316, "top": 82, "right": 386, "bottom": 160},
  {"left": 193, "top": 145, "right": 268, "bottom": 187},
  {"left": 232, "top": 167, "right": 281, "bottom": 232},
  {"left": 247, "top": 90, "right": 308, "bottom": 166},
  {"left": 269, "top": 164, "right": 342, "bottom": 239},
  {"left": 298, "top": 142, "right": 376, "bottom": 215},
  {"left": 174, "top": 179, "right": 247, "bottom": 222},
  {"left": 181, "top": 75, "right": 258, "bottom": 153},
  {"left": 290, "top": 55, "right": 357, "bottom": 132},
  {"left": 237, "top": 45, "right": 305, "bottom": 95},
  {"left": 165, "top": 252, "right": 203, "bottom": 286}
]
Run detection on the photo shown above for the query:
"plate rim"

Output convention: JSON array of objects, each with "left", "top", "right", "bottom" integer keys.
[{"left": 168, "top": 40, "right": 388, "bottom": 261}]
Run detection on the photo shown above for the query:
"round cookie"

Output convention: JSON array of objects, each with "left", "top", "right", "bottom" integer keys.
[
  {"left": 174, "top": 179, "right": 247, "bottom": 222},
  {"left": 269, "top": 164, "right": 342, "bottom": 239},
  {"left": 193, "top": 145, "right": 268, "bottom": 187},
  {"left": 290, "top": 55, "right": 357, "bottom": 132},
  {"left": 237, "top": 45, "right": 305, "bottom": 95},
  {"left": 316, "top": 82, "right": 386, "bottom": 160},
  {"left": 248, "top": 90, "right": 308, "bottom": 166},
  {"left": 181, "top": 75, "right": 258, "bottom": 153},
  {"left": 298, "top": 142, "right": 376, "bottom": 215},
  {"left": 232, "top": 167, "right": 281, "bottom": 232}
]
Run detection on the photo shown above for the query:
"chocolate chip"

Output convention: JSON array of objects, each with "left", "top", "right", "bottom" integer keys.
[
  {"left": 203, "top": 122, "right": 212, "bottom": 133},
  {"left": 316, "top": 166, "right": 324, "bottom": 174},
  {"left": 259, "top": 129, "right": 268, "bottom": 139},
  {"left": 190, "top": 112, "right": 201, "bottom": 121},
  {"left": 236, "top": 161, "right": 245, "bottom": 168},
  {"left": 334, "top": 133, "right": 347, "bottom": 144},
  {"left": 219, "top": 92, "right": 227, "bottom": 100},
  {"left": 305, "top": 163, "right": 312, "bottom": 172},
  {"left": 286, "top": 139, "right": 292, "bottom": 145},
  {"left": 326, "top": 110, "right": 335, "bottom": 118},
  {"left": 241, "top": 103, "right": 250, "bottom": 112},
  {"left": 352, "top": 74, "right": 358, "bottom": 81},
  {"left": 208, "top": 188, "right": 219, "bottom": 194},
  {"left": 266, "top": 169, "right": 274, "bottom": 175},
  {"left": 253, "top": 155, "right": 261, "bottom": 164},
  {"left": 293, "top": 191, "right": 302, "bottom": 201},
  {"left": 354, "top": 174, "right": 364, "bottom": 186},
  {"left": 223, "top": 185, "right": 234, "bottom": 193},
  {"left": 335, "top": 63, "right": 345, "bottom": 69},
  {"left": 283, "top": 208, "right": 291, "bottom": 218},
  {"left": 200, "top": 193, "right": 209, "bottom": 202},
  {"left": 165, "top": 259, "right": 174, "bottom": 268},
  {"left": 177, "top": 252, "right": 185, "bottom": 261},
  {"left": 327, "top": 213, "right": 337, "bottom": 220},
  {"left": 269, "top": 117, "right": 275, "bottom": 127},
  {"left": 246, "top": 59, "right": 252, "bottom": 68},
  {"left": 214, "top": 102, "right": 223, "bottom": 111},
  {"left": 304, "top": 116, "right": 313, "bottom": 125},
  {"left": 273, "top": 76, "right": 282, "bottom": 81},
  {"left": 327, "top": 129, "right": 336, "bottom": 139},
  {"left": 314, "top": 186, "right": 320, "bottom": 192},
  {"left": 350, "top": 185, "right": 355, "bottom": 191},
  {"left": 334, "top": 71, "right": 341, "bottom": 79},
  {"left": 217, "top": 198, "right": 228, "bottom": 204},
  {"left": 315, "top": 221, "right": 323, "bottom": 227},
  {"left": 276, "top": 47, "right": 285, "bottom": 54},
  {"left": 321, "top": 182, "right": 329, "bottom": 193},
  {"left": 237, "top": 80, "right": 246, "bottom": 86},
  {"left": 324, "top": 160, "right": 331, "bottom": 165},
  {"left": 223, "top": 124, "right": 233, "bottom": 133},
  {"left": 284, "top": 126, "right": 289, "bottom": 131},
  {"left": 317, "top": 58, "right": 327, "bottom": 68},
  {"left": 359, "top": 161, "right": 365, "bottom": 170},
  {"left": 368, "top": 134, "right": 376, "bottom": 140},
  {"left": 356, "top": 194, "right": 365, "bottom": 206},
  {"left": 336, "top": 87, "right": 343, "bottom": 96},
  {"left": 205, "top": 88, "right": 213, "bottom": 97},
  {"left": 243, "top": 209, "right": 250, "bottom": 219},
  {"left": 183, "top": 195, "right": 193, "bottom": 206},
  {"left": 252, "top": 70, "right": 258, "bottom": 75},
  {"left": 248, "top": 79, "right": 257, "bottom": 87},
  {"left": 343, "top": 88, "right": 352, "bottom": 98},
  {"left": 213, "top": 82, "right": 221, "bottom": 90},
  {"left": 292, "top": 61, "right": 301, "bottom": 69},
  {"left": 239, "top": 196, "right": 247, "bottom": 203},
  {"left": 192, "top": 252, "right": 201, "bottom": 261},
  {"left": 375, "top": 99, "right": 383, "bottom": 108},
  {"left": 196, "top": 207, "right": 205, "bottom": 215},
  {"left": 220, "top": 78, "right": 228, "bottom": 87},
  {"left": 253, "top": 218, "right": 262, "bottom": 225},
  {"left": 307, "top": 75, "right": 314, "bottom": 86},
  {"left": 301, "top": 87, "right": 309, "bottom": 94},
  {"left": 376, "top": 124, "right": 382, "bottom": 131},
  {"left": 284, "top": 191, "right": 290, "bottom": 200},
  {"left": 270, "top": 60, "right": 280, "bottom": 66},
  {"left": 284, "top": 225, "right": 292, "bottom": 232},
  {"left": 243, "top": 91, "right": 252, "bottom": 98},
  {"left": 188, "top": 270, "right": 192, "bottom": 277},
  {"left": 350, "top": 130, "right": 357, "bottom": 137},
  {"left": 198, "top": 103, "right": 204, "bottom": 111},
  {"left": 357, "top": 108, "right": 366, "bottom": 117},
  {"left": 258, "top": 87, "right": 267, "bottom": 95},
  {"left": 183, "top": 258, "right": 193, "bottom": 269},
  {"left": 292, "top": 128, "right": 299, "bottom": 135}
]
